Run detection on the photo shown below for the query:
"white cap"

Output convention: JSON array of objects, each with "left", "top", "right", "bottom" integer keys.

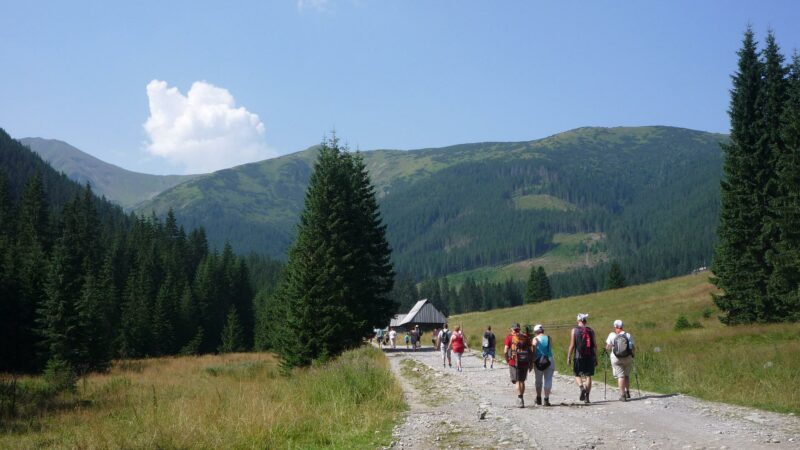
[
  {"left": 577, "top": 313, "right": 589, "bottom": 323},
  {"left": 533, "top": 324, "right": 544, "bottom": 333},
  {"left": 613, "top": 319, "right": 623, "bottom": 328}
]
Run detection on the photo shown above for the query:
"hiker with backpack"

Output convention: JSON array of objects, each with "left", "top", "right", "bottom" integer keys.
[
  {"left": 437, "top": 324, "right": 452, "bottom": 368},
  {"left": 605, "top": 319, "right": 635, "bottom": 401},
  {"left": 410, "top": 326, "right": 419, "bottom": 351},
  {"left": 482, "top": 325, "right": 496, "bottom": 369},
  {"left": 531, "top": 324, "right": 554, "bottom": 406},
  {"left": 567, "top": 313, "right": 597, "bottom": 404},
  {"left": 504, "top": 323, "right": 533, "bottom": 408},
  {"left": 447, "top": 326, "right": 469, "bottom": 372}
]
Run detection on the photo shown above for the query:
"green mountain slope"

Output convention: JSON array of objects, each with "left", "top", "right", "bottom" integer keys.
[
  {"left": 20, "top": 138, "right": 201, "bottom": 209},
  {"left": 138, "top": 126, "right": 726, "bottom": 291}
]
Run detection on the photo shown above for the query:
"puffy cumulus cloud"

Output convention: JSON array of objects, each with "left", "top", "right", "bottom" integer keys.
[{"left": 143, "top": 80, "right": 271, "bottom": 174}]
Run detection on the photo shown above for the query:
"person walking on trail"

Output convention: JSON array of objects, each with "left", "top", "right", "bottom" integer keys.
[
  {"left": 504, "top": 323, "right": 533, "bottom": 408},
  {"left": 437, "top": 324, "right": 452, "bottom": 368},
  {"left": 431, "top": 328, "right": 439, "bottom": 347},
  {"left": 605, "top": 319, "right": 636, "bottom": 401},
  {"left": 410, "top": 326, "right": 419, "bottom": 351},
  {"left": 404, "top": 332, "right": 410, "bottom": 349},
  {"left": 532, "top": 324, "right": 555, "bottom": 406},
  {"left": 448, "top": 326, "right": 469, "bottom": 372},
  {"left": 388, "top": 328, "right": 397, "bottom": 349},
  {"left": 482, "top": 325, "right": 496, "bottom": 369},
  {"left": 567, "top": 313, "right": 597, "bottom": 404},
  {"left": 376, "top": 328, "right": 385, "bottom": 349}
]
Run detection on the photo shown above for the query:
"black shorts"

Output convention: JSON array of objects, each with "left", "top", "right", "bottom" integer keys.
[
  {"left": 573, "top": 357, "right": 596, "bottom": 376},
  {"left": 509, "top": 365, "right": 528, "bottom": 383}
]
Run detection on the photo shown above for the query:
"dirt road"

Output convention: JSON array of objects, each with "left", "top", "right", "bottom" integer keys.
[{"left": 382, "top": 345, "right": 800, "bottom": 449}]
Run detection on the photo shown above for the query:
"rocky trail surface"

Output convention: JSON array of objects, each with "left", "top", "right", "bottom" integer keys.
[{"left": 382, "top": 344, "right": 800, "bottom": 449}]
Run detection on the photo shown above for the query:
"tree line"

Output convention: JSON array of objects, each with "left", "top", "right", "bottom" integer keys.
[{"left": 713, "top": 28, "right": 800, "bottom": 323}]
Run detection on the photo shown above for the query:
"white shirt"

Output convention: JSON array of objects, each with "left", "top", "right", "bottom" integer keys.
[
  {"left": 606, "top": 331, "right": 634, "bottom": 360},
  {"left": 389, "top": 330, "right": 397, "bottom": 340},
  {"left": 438, "top": 329, "right": 450, "bottom": 350}
]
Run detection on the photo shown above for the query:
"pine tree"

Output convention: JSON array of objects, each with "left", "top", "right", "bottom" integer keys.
[
  {"left": 536, "top": 266, "right": 552, "bottom": 301},
  {"left": 767, "top": 51, "right": 800, "bottom": 320},
  {"left": 269, "top": 137, "right": 395, "bottom": 369},
  {"left": 525, "top": 266, "right": 541, "bottom": 304},
  {"left": 219, "top": 306, "right": 245, "bottom": 353},
  {"left": 607, "top": 261, "right": 626, "bottom": 290},
  {"left": 712, "top": 28, "right": 767, "bottom": 324}
]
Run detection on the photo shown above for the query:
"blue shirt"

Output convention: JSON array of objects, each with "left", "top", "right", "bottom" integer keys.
[{"left": 534, "top": 335, "right": 553, "bottom": 359}]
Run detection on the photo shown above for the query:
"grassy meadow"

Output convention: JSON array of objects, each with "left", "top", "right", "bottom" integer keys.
[
  {"left": 453, "top": 274, "right": 800, "bottom": 414},
  {"left": 0, "top": 347, "right": 405, "bottom": 449}
]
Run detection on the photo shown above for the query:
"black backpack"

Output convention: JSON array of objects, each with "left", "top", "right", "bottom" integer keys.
[
  {"left": 440, "top": 330, "right": 450, "bottom": 345},
  {"left": 575, "top": 327, "right": 595, "bottom": 359}
]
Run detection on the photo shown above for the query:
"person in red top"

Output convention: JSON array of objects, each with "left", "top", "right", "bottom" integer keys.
[
  {"left": 504, "top": 323, "right": 532, "bottom": 408},
  {"left": 447, "top": 326, "right": 469, "bottom": 372}
]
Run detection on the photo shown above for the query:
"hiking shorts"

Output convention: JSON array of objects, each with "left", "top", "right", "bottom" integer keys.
[
  {"left": 509, "top": 365, "right": 528, "bottom": 383},
  {"left": 482, "top": 347, "right": 495, "bottom": 358},
  {"left": 611, "top": 355, "right": 633, "bottom": 378},
  {"left": 573, "top": 357, "right": 596, "bottom": 377},
  {"left": 440, "top": 346, "right": 451, "bottom": 361}
]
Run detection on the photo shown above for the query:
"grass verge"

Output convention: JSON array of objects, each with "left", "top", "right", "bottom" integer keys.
[
  {"left": 399, "top": 359, "right": 447, "bottom": 407},
  {"left": 1, "top": 346, "right": 405, "bottom": 449},
  {"left": 452, "top": 274, "right": 800, "bottom": 414}
]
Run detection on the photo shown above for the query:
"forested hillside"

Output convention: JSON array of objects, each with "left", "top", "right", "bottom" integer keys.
[
  {"left": 0, "top": 129, "right": 265, "bottom": 375},
  {"left": 139, "top": 126, "right": 725, "bottom": 297}
]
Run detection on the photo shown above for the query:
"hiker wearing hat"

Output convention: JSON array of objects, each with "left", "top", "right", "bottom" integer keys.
[
  {"left": 504, "top": 323, "right": 533, "bottom": 408},
  {"left": 532, "top": 324, "right": 554, "bottom": 406},
  {"left": 605, "top": 319, "right": 635, "bottom": 401},
  {"left": 567, "top": 313, "right": 597, "bottom": 403}
]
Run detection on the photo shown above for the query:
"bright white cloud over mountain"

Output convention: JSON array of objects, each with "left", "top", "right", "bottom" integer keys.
[{"left": 143, "top": 80, "right": 270, "bottom": 174}]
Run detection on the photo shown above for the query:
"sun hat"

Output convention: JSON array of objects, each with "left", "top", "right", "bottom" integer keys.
[
  {"left": 576, "top": 313, "right": 589, "bottom": 323},
  {"left": 533, "top": 324, "right": 544, "bottom": 333},
  {"left": 613, "top": 319, "right": 623, "bottom": 328}
]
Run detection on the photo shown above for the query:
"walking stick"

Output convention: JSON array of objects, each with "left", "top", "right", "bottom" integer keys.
[
  {"left": 633, "top": 356, "right": 641, "bottom": 398},
  {"left": 603, "top": 351, "right": 608, "bottom": 400}
]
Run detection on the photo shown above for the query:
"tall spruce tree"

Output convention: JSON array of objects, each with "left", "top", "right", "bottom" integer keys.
[
  {"left": 712, "top": 28, "right": 769, "bottom": 324},
  {"left": 767, "top": 51, "right": 800, "bottom": 320},
  {"left": 525, "top": 266, "right": 540, "bottom": 304},
  {"left": 607, "top": 261, "right": 626, "bottom": 290},
  {"left": 536, "top": 267, "right": 552, "bottom": 301},
  {"left": 269, "top": 137, "right": 395, "bottom": 369}
]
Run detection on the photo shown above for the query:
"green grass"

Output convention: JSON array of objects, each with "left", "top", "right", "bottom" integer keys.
[
  {"left": 444, "top": 232, "right": 607, "bottom": 286},
  {"left": 399, "top": 359, "right": 447, "bottom": 406},
  {"left": 512, "top": 194, "right": 577, "bottom": 211},
  {"left": 452, "top": 274, "right": 800, "bottom": 414},
  {"left": 0, "top": 347, "right": 405, "bottom": 449}
]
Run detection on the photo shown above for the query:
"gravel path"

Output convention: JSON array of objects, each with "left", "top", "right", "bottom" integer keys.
[{"left": 382, "top": 345, "right": 800, "bottom": 449}]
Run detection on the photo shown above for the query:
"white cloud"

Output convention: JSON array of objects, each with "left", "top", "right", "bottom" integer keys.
[{"left": 143, "top": 80, "right": 271, "bottom": 174}]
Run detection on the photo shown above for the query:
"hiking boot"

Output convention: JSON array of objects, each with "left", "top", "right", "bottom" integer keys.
[
  {"left": 626, "top": 390, "right": 631, "bottom": 399},
  {"left": 544, "top": 398, "right": 551, "bottom": 407},
  {"left": 619, "top": 394, "right": 627, "bottom": 402},
  {"left": 517, "top": 397, "right": 524, "bottom": 408},
  {"left": 584, "top": 391, "right": 590, "bottom": 404},
  {"left": 535, "top": 396, "right": 542, "bottom": 406},
  {"left": 579, "top": 387, "right": 586, "bottom": 401}
]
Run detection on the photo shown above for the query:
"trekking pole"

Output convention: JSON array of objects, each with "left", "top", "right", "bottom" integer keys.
[
  {"left": 633, "top": 356, "right": 642, "bottom": 398},
  {"left": 603, "top": 350, "right": 608, "bottom": 400}
]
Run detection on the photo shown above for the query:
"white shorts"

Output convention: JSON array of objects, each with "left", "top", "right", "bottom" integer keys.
[{"left": 611, "top": 355, "right": 633, "bottom": 378}]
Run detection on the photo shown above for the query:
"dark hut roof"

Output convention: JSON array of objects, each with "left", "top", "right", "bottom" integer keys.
[{"left": 398, "top": 299, "right": 447, "bottom": 326}]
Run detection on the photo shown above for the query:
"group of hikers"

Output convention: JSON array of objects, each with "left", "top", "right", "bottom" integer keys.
[{"left": 391, "top": 313, "right": 636, "bottom": 408}]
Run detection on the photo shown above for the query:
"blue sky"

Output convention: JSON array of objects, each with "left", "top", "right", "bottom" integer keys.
[{"left": 1, "top": 1, "right": 799, "bottom": 174}]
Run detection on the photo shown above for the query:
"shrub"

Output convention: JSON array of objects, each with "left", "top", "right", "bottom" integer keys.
[
  {"left": 43, "top": 357, "right": 76, "bottom": 393},
  {"left": 702, "top": 307, "right": 714, "bottom": 319},
  {"left": 674, "top": 314, "right": 703, "bottom": 331}
]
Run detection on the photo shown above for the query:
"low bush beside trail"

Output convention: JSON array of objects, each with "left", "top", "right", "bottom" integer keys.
[{"left": 0, "top": 346, "right": 405, "bottom": 449}]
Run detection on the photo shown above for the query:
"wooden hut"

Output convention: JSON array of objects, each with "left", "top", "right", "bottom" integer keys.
[{"left": 394, "top": 299, "right": 447, "bottom": 332}]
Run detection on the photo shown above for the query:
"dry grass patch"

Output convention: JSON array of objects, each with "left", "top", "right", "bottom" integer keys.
[{"left": 1, "top": 347, "right": 405, "bottom": 449}]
